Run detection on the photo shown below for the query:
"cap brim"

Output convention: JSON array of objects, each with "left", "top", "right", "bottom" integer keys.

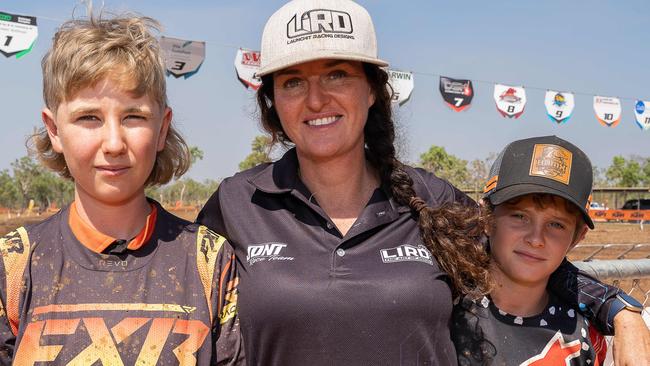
[
  {"left": 488, "top": 184, "right": 595, "bottom": 229},
  {"left": 257, "top": 49, "right": 388, "bottom": 76}
]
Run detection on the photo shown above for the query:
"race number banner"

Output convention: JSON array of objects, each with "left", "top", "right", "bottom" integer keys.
[
  {"left": 634, "top": 100, "right": 650, "bottom": 130},
  {"left": 160, "top": 36, "right": 205, "bottom": 79},
  {"left": 593, "top": 96, "right": 621, "bottom": 127},
  {"left": 387, "top": 69, "right": 414, "bottom": 106},
  {"left": 0, "top": 12, "right": 38, "bottom": 59},
  {"left": 439, "top": 77, "right": 473, "bottom": 112},
  {"left": 234, "top": 48, "right": 262, "bottom": 90},
  {"left": 494, "top": 84, "right": 526, "bottom": 118},
  {"left": 544, "top": 90, "right": 575, "bottom": 124}
]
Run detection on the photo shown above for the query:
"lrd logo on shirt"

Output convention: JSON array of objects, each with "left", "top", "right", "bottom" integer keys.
[
  {"left": 380, "top": 244, "right": 433, "bottom": 265},
  {"left": 247, "top": 242, "right": 294, "bottom": 265}
]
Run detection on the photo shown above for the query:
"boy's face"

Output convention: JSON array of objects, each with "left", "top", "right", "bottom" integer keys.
[
  {"left": 42, "top": 78, "right": 171, "bottom": 206},
  {"left": 488, "top": 194, "right": 588, "bottom": 287}
]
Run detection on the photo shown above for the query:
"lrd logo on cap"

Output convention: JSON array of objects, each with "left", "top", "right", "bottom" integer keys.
[
  {"left": 287, "top": 9, "right": 353, "bottom": 38},
  {"left": 529, "top": 144, "right": 573, "bottom": 185}
]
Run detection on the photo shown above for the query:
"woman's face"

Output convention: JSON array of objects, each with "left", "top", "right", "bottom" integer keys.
[{"left": 272, "top": 59, "right": 375, "bottom": 162}]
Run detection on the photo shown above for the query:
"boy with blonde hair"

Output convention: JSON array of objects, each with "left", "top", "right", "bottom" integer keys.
[{"left": 0, "top": 14, "right": 242, "bottom": 364}]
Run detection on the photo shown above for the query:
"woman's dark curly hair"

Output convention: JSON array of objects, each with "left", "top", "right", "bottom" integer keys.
[{"left": 256, "top": 63, "right": 491, "bottom": 297}]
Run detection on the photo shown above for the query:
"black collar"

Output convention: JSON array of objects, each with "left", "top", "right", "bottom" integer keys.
[
  {"left": 248, "top": 148, "right": 411, "bottom": 214},
  {"left": 248, "top": 148, "right": 299, "bottom": 194}
]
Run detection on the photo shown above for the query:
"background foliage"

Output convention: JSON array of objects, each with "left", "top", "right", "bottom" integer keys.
[{"left": 1, "top": 136, "right": 648, "bottom": 211}]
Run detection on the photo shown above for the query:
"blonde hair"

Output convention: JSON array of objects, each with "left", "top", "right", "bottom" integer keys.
[{"left": 31, "top": 14, "right": 190, "bottom": 186}]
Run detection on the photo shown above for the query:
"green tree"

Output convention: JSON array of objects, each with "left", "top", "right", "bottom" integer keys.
[
  {"left": 189, "top": 146, "right": 204, "bottom": 165},
  {"left": 0, "top": 170, "right": 20, "bottom": 209},
  {"left": 7, "top": 156, "right": 75, "bottom": 210},
  {"left": 148, "top": 146, "right": 205, "bottom": 206},
  {"left": 147, "top": 178, "right": 219, "bottom": 207},
  {"left": 145, "top": 147, "right": 214, "bottom": 206},
  {"left": 466, "top": 153, "right": 497, "bottom": 194},
  {"left": 418, "top": 145, "right": 469, "bottom": 189},
  {"left": 11, "top": 156, "right": 45, "bottom": 209},
  {"left": 606, "top": 156, "right": 643, "bottom": 187},
  {"left": 642, "top": 158, "right": 650, "bottom": 186},
  {"left": 145, "top": 185, "right": 163, "bottom": 203},
  {"left": 239, "top": 135, "right": 273, "bottom": 171},
  {"left": 31, "top": 172, "right": 59, "bottom": 209},
  {"left": 42, "top": 174, "right": 74, "bottom": 209},
  {"left": 592, "top": 166, "right": 610, "bottom": 188}
]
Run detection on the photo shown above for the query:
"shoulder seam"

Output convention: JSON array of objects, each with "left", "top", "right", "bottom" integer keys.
[
  {"left": 195, "top": 225, "right": 226, "bottom": 324},
  {"left": 0, "top": 227, "right": 32, "bottom": 336}
]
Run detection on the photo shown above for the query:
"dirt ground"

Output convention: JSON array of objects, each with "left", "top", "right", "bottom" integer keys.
[{"left": 2, "top": 212, "right": 649, "bottom": 302}]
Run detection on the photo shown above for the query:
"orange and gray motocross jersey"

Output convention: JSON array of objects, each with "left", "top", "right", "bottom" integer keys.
[{"left": 0, "top": 202, "right": 244, "bottom": 365}]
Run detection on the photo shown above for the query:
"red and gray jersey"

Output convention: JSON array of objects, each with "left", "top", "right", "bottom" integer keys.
[
  {"left": 0, "top": 201, "right": 243, "bottom": 365},
  {"left": 198, "top": 148, "right": 620, "bottom": 366},
  {"left": 451, "top": 294, "right": 607, "bottom": 366}
]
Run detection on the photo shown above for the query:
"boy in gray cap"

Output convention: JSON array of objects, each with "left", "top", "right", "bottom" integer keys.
[{"left": 451, "top": 136, "right": 648, "bottom": 365}]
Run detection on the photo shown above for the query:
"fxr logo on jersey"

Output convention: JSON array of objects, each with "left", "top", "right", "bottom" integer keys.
[
  {"left": 14, "top": 304, "right": 209, "bottom": 364},
  {"left": 286, "top": 9, "right": 354, "bottom": 44},
  {"left": 247, "top": 242, "right": 294, "bottom": 265},
  {"left": 380, "top": 244, "right": 433, "bottom": 265}
]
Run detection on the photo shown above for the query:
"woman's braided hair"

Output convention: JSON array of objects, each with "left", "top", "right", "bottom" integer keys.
[{"left": 256, "top": 63, "right": 491, "bottom": 297}]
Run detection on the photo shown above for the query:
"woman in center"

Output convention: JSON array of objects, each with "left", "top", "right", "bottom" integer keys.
[
  {"left": 198, "top": 0, "right": 636, "bottom": 364},
  {"left": 201, "top": 2, "right": 485, "bottom": 363}
]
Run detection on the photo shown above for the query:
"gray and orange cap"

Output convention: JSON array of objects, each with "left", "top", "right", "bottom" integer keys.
[
  {"left": 483, "top": 135, "right": 595, "bottom": 229},
  {"left": 257, "top": 0, "right": 388, "bottom": 77}
]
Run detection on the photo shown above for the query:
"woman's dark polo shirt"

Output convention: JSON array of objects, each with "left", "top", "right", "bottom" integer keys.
[{"left": 197, "top": 148, "right": 619, "bottom": 366}]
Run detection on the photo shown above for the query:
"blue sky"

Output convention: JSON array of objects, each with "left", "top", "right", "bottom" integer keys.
[{"left": 1, "top": 1, "right": 648, "bottom": 182}]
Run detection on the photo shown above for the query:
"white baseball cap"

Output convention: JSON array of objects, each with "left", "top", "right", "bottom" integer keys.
[{"left": 257, "top": 0, "right": 388, "bottom": 77}]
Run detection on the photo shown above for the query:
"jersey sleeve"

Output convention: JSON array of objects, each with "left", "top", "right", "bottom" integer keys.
[
  {"left": 0, "top": 283, "right": 14, "bottom": 365},
  {"left": 196, "top": 227, "right": 244, "bottom": 365},
  {"left": 547, "top": 259, "right": 620, "bottom": 335},
  {"left": 0, "top": 229, "right": 25, "bottom": 365}
]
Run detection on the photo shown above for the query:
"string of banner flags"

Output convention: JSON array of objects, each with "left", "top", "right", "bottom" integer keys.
[{"left": 2, "top": 10, "right": 649, "bottom": 131}]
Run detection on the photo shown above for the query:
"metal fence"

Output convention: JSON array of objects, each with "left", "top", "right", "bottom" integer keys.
[
  {"left": 574, "top": 244, "right": 650, "bottom": 261},
  {"left": 574, "top": 259, "right": 650, "bottom": 282},
  {"left": 572, "top": 257, "right": 650, "bottom": 365}
]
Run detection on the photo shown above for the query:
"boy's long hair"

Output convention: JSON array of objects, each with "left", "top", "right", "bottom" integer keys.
[{"left": 31, "top": 14, "right": 190, "bottom": 186}]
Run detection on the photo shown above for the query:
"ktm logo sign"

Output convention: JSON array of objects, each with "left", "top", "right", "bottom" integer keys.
[
  {"left": 15, "top": 317, "right": 209, "bottom": 365},
  {"left": 287, "top": 9, "right": 353, "bottom": 38}
]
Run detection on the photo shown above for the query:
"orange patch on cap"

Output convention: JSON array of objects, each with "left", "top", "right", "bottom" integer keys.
[{"left": 529, "top": 144, "right": 572, "bottom": 185}]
